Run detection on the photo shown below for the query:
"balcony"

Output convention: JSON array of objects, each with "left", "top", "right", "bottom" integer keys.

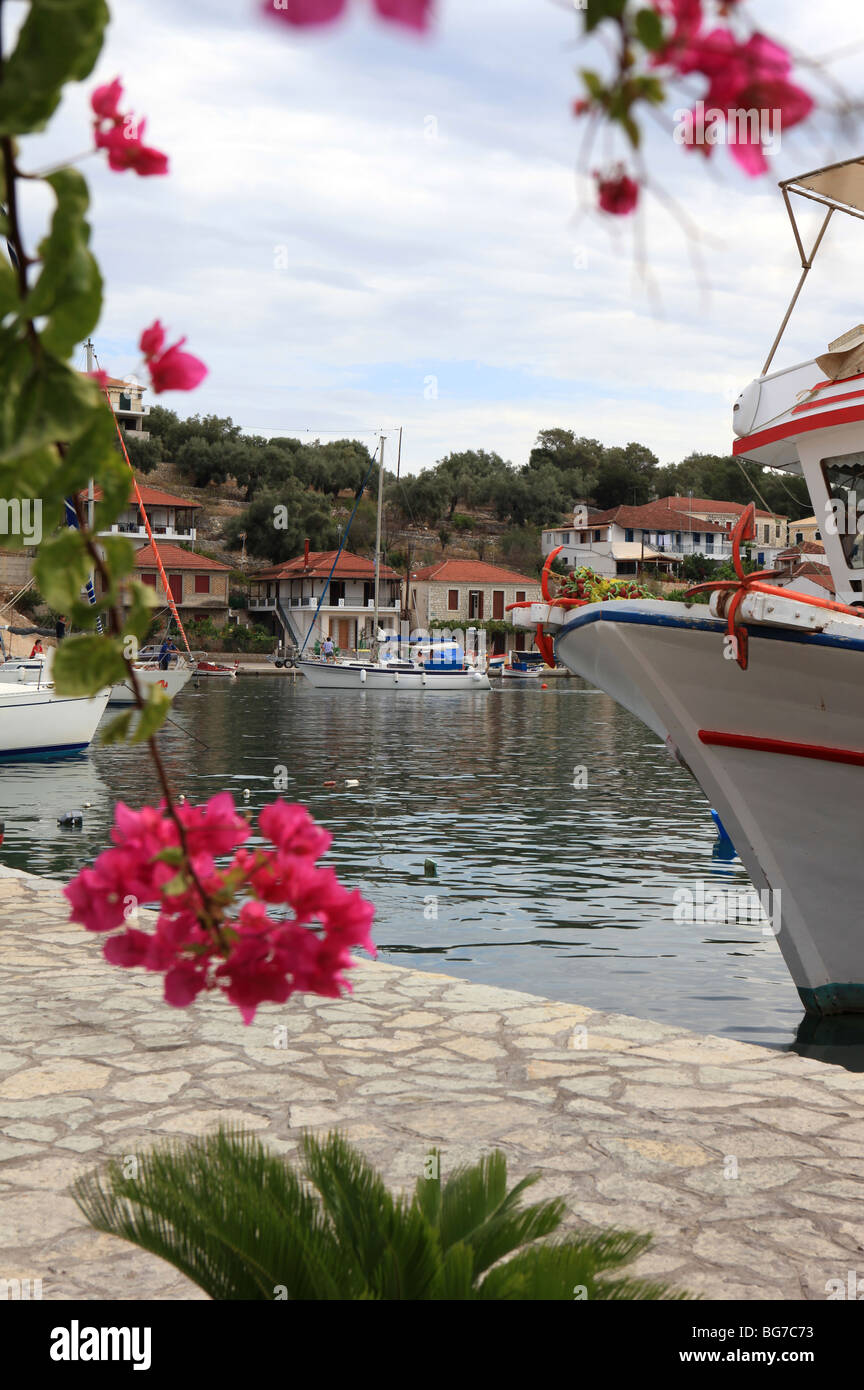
[
  {"left": 249, "top": 594, "right": 400, "bottom": 612},
  {"left": 101, "top": 524, "right": 197, "bottom": 544}
]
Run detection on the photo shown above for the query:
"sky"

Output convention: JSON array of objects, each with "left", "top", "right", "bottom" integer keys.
[{"left": 16, "top": 0, "right": 864, "bottom": 474}]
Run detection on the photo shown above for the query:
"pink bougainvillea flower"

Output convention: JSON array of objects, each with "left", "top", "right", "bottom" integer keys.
[
  {"left": 65, "top": 796, "right": 375, "bottom": 1023},
  {"left": 88, "top": 369, "right": 110, "bottom": 389},
  {"left": 260, "top": 0, "right": 432, "bottom": 28},
  {"left": 373, "top": 0, "right": 432, "bottom": 30},
  {"left": 91, "top": 77, "right": 169, "bottom": 177},
  {"left": 95, "top": 120, "right": 169, "bottom": 177},
  {"left": 138, "top": 320, "right": 166, "bottom": 360},
  {"left": 90, "top": 77, "right": 124, "bottom": 121},
  {"left": 138, "top": 320, "right": 208, "bottom": 394},
  {"left": 261, "top": 0, "right": 346, "bottom": 23},
  {"left": 595, "top": 169, "right": 640, "bottom": 216}
]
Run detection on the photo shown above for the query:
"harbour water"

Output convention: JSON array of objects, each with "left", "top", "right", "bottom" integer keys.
[{"left": 0, "top": 676, "right": 806, "bottom": 1050}]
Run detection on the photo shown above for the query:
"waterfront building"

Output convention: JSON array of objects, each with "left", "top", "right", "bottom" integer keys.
[
  {"left": 541, "top": 496, "right": 789, "bottom": 576},
  {"left": 408, "top": 559, "right": 542, "bottom": 656},
  {"left": 84, "top": 484, "right": 200, "bottom": 549},
  {"left": 248, "top": 548, "right": 402, "bottom": 652},
  {"left": 128, "top": 542, "right": 232, "bottom": 623}
]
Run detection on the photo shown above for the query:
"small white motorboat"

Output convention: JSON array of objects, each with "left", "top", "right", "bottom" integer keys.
[{"left": 107, "top": 662, "right": 195, "bottom": 706}]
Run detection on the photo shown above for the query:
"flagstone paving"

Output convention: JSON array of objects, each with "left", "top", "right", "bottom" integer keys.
[{"left": 1, "top": 863, "right": 863, "bottom": 1301}]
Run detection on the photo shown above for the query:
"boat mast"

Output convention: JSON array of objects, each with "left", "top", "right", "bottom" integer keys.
[
  {"left": 85, "top": 338, "right": 95, "bottom": 600},
  {"left": 373, "top": 433, "right": 385, "bottom": 642}
]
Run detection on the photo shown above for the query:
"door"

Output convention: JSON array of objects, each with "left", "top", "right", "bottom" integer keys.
[
  {"left": 492, "top": 590, "right": 504, "bottom": 619},
  {"left": 491, "top": 632, "right": 505, "bottom": 655},
  {"left": 338, "top": 619, "right": 350, "bottom": 650},
  {"left": 168, "top": 573, "right": 183, "bottom": 603}
]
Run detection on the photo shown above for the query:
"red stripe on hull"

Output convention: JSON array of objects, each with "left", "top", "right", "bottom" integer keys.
[
  {"left": 699, "top": 729, "right": 864, "bottom": 767},
  {"left": 733, "top": 402, "right": 864, "bottom": 455}
]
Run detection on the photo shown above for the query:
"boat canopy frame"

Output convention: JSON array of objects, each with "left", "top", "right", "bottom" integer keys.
[{"left": 763, "top": 156, "right": 864, "bottom": 375}]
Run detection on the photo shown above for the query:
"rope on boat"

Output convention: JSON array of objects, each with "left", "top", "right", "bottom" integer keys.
[{"left": 685, "top": 502, "right": 864, "bottom": 670}]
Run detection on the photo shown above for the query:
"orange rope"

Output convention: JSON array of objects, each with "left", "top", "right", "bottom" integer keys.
[{"left": 102, "top": 401, "right": 194, "bottom": 661}]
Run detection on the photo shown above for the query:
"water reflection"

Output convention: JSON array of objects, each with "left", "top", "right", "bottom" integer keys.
[{"left": 0, "top": 677, "right": 832, "bottom": 1060}]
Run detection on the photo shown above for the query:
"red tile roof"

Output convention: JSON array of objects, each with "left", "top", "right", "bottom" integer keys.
[
  {"left": 666, "top": 496, "right": 783, "bottom": 520},
  {"left": 257, "top": 550, "right": 400, "bottom": 582},
  {"left": 549, "top": 497, "right": 786, "bottom": 534},
  {"left": 134, "top": 543, "right": 231, "bottom": 571},
  {"left": 410, "top": 559, "right": 540, "bottom": 585},
  {"left": 80, "top": 484, "right": 200, "bottom": 510}
]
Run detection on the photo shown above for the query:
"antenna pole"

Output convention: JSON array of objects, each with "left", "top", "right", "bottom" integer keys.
[{"left": 762, "top": 207, "right": 833, "bottom": 375}]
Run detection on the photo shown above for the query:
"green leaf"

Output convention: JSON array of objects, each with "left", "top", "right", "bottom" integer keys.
[
  {"left": 26, "top": 170, "right": 102, "bottom": 359},
  {"left": 130, "top": 684, "right": 171, "bottom": 743},
  {"left": 581, "top": 69, "right": 607, "bottom": 102},
  {"left": 100, "top": 709, "right": 133, "bottom": 746},
  {"left": 52, "top": 632, "right": 126, "bottom": 697},
  {"left": 635, "top": 7, "right": 665, "bottom": 51},
  {"left": 0, "top": 355, "right": 99, "bottom": 465},
  {"left": 33, "top": 528, "right": 91, "bottom": 611},
  {"left": 0, "top": 0, "right": 110, "bottom": 137}
]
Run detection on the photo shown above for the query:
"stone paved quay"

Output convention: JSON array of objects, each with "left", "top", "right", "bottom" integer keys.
[{"left": 2, "top": 866, "right": 864, "bottom": 1301}]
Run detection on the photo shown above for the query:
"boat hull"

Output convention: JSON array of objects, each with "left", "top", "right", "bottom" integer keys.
[
  {"left": 298, "top": 659, "right": 490, "bottom": 691},
  {"left": 108, "top": 665, "right": 194, "bottom": 705},
  {"left": 0, "top": 684, "right": 110, "bottom": 760},
  {"left": 553, "top": 600, "right": 864, "bottom": 1016}
]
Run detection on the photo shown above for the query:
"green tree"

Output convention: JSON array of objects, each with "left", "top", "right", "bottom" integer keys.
[
  {"left": 124, "top": 432, "right": 161, "bottom": 474},
  {"left": 225, "top": 481, "right": 336, "bottom": 563}
]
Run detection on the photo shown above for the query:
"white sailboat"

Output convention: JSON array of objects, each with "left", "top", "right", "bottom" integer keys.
[
  {"left": 512, "top": 156, "right": 864, "bottom": 1017},
  {"left": 0, "top": 681, "right": 109, "bottom": 759},
  {"left": 298, "top": 434, "right": 491, "bottom": 693}
]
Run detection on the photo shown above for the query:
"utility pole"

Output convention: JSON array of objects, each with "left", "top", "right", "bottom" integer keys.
[{"left": 396, "top": 425, "right": 403, "bottom": 483}]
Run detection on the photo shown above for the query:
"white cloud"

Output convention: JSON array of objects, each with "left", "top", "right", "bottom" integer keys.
[{"left": 16, "top": 0, "right": 864, "bottom": 471}]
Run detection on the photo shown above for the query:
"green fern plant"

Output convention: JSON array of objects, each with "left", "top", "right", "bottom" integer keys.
[{"left": 72, "top": 1128, "right": 688, "bottom": 1300}]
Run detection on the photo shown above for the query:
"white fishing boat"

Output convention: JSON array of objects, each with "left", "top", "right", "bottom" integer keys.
[
  {"left": 0, "top": 681, "right": 109, "bottom": 759},
  {"left": 512, "top": 157, "right": 864, "bottom": 1017}
]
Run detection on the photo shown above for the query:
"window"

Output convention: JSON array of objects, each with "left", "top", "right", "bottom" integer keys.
[
  {"left": 617, "top": 561, "right": 637, "bottom": 575},
  {"left": 515, "top": 590, "right": 525, "bottom": 603},
  {"left": 592, "top": 530, "right": 600, "bottom": 541},
  {"left": 624, "top": 529, "right": 634, "bottom": 543},
  {"left": 141, "top": 572, "right": 157, "bottom": 587},
  {"left": 448, "top": 589, "right": 459, "bottom": 610},
  {"left": 763, "top": 525, "right": 770, "bottom": 541},
  {"left": 492, "top": 590, "right": 504, "bottom": 619},
  {"left": 795, "top": 532, "right": 804, "bottom": 545},
  {"left": 119, "top": 393, "right": 131, "bottom": 411},
  {"left": 329, "top": 581, "right": 345, "bottom": 603},
  {"left": 194, "top": 574, "right": 210, "bottom": 594},
  {"left": 693, "top": 532, "right": 701, "bottom": 545},
  {"left": 468, "top": 590, "right": 484, "bottom": 619}
]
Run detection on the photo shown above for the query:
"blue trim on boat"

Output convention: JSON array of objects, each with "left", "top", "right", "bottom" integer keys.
[
  {"left": 798, "top": 982, "right": 864, "bottom": 1016},
  {"left": 0, "top": 743, "right": 89, "bottom": 762},
  {"left": 556, "top": 604, "right": 864, "bottom": 654}
]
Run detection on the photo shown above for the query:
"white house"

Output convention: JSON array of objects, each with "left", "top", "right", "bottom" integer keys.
[
  {"left": 541, "top": 497, "right": 789, "bottom": 577},
  {"left": 84, "top": 484, "right": 200, "bottom": 549},
  {"left": 249, "top": 547, "right": 402, "bottom": 653}
]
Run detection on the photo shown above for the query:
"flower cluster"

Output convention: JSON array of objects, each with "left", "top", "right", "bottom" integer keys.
[
  {"left": 260, "top": 0, "right": 431, "bottom": 29},
  {"left": 139, "top": 320, "right": 208, "bottom": 394},
  {"left": 64, "top": 795, "right": 376, "bottom": 1023},
  {"left": 90, "top": 78, "right": 169, "bottom": 177},
  {"left": 658, "top": 7, "right": 813, "bottom": 175},
  {"left": 577, "top": 2, "right": 813, "bottom": 216}
]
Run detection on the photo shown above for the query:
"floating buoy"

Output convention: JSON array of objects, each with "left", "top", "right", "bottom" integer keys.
[
  {"left": 360, "top": 668, "right": 367, "bottom": 684},
  {"left": 178, "top": 794, "right": 186, "bottom": 805},
  {"left": 541, "top": 683, "right": 548, "bottom": 689},
  {"left": 243, "top": 789, "right": 251, "bottom": 800},
  {"left": 58, "top": 811, "right": 83, "bottom": 828},
  {"left": 82, "top": 802, "right": 92, "bottom": 809},
  {"left": 323, "top": 780, "right": 337, "bottom": 788},
  {"left": 0, "top": 820, "right": 5, "bottom": 846},
  {"left": 345, "top": 779, "right": 360, "bottom": 788},
  {"left": 424, "top": 859, "right": 437, "bottom": 878}
]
